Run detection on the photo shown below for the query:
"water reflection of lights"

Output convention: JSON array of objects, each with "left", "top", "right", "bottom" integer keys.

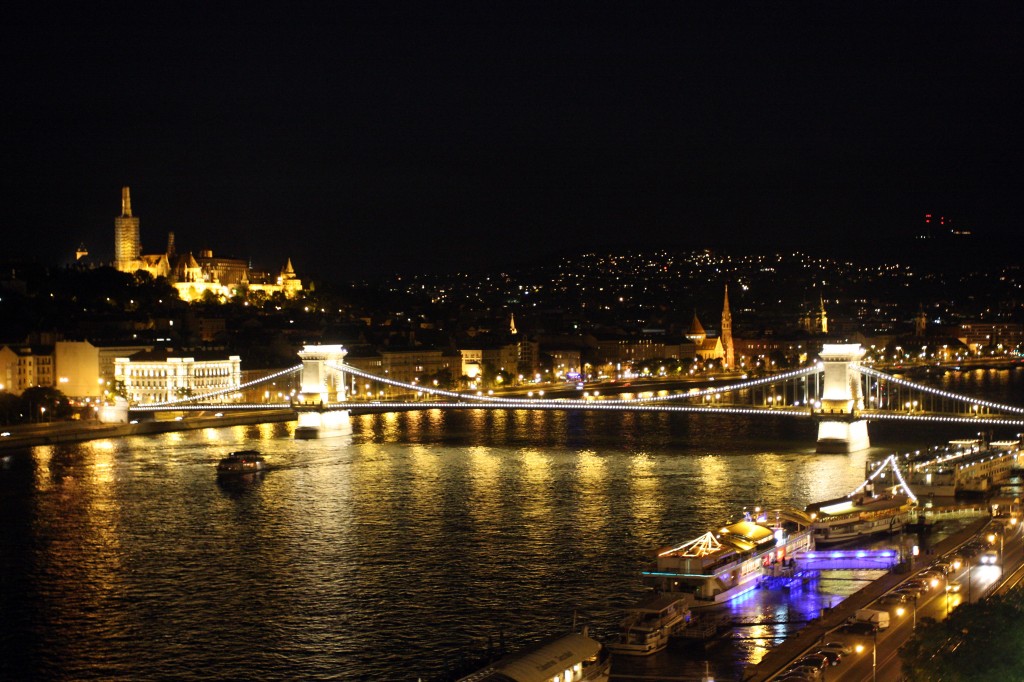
[
  {"left": 629, "top": 452, "right": 659, "bottom": 524},
  {"left": 202, "top": 428, "right": 221, "bottom": 440},
  {"left": 34, "top": 445, "right": 56, "bottom": 491},
  {"left": 468, "top": 447, "right": 500, "bottom": 526}
]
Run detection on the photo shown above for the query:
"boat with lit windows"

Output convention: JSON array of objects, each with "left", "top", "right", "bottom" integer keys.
[
  {"left": 806, "top": 490, "right": 914, "bottom": 546},
  {"left": 641, "top": 506, "right": 815, "bottom": 608},
  {"left": 605, "top": 592, "right": 691, "bottom": 656},
  {"left": 806, "top": 456, "right": 918, "bottom": 546},
  {"left": 456, "top": 628, "right": 609, "bottom": 681},
  {"left": 216, "top": 450, "right": 266, "bottom": 475}
]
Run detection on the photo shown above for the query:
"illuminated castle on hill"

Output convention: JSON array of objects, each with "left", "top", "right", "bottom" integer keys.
[{"left": 112, "top": 187, "right": 302, "bottom": 302}]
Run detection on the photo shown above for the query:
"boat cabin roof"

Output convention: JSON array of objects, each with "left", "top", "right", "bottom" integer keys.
[
  {"left": 629, "top": 592, "right": 690, "bottom": 614},
  {"left": 457, "top": 632, "right": 601, "bottom": 682},
  {"left": 226, "top": 450, "right": 261, "bottom": 458},
  {"left": 809, "top": 493, "right": 910, "bottom": 518}
]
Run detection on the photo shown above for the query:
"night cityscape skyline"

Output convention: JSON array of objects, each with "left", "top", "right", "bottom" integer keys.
[
  {"left": 4, "top": 5, "right": 1020, "bottom": 279},
  {"left": 5, "top": 5, "right": 1024, "bottom": 681}
]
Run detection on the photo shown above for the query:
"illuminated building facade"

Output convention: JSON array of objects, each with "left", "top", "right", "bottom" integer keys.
[
  {"left": 0, "top": 345, "right": 53, "bottom": 395},
  {"left": 111, "top": 187, "right": 302, "bottom": 301},
  {"left": 114, "top": 349, "right": 241, "bottom": 404}
]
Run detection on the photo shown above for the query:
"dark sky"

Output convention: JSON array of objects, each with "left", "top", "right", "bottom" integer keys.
[{"left": 2, "top": 4, "right": 1020, "bottom": 279}]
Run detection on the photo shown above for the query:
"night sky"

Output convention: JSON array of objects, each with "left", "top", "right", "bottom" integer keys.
[{"left": 3, "top": 5, "right": 1020, "bottom": 279}]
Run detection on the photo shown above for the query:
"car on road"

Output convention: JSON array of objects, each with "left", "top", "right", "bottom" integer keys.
[
  {"left": 795, "top": 654, "right": 830, "bottom": 671},
  {"left": 841, "top": 621, "right": 878, "bottom": 636},
  {"left": 896, "top": 587, "right": 923, "bottom": 601},
  {"left": 820, "top": 641, "right": 854, "bottom": 655},
  {"left": 946, "top": 579, "right": 962, "bottom": 593},
  {"left": 903, "top": 579, "right": 930, "bottom": 593},
  {"left": 778, "top": 667, "right": 819, "bottom": 679},
  {"left": 932, "top": 561, "right": 952, "bottom": 574},
  {"left": 879, "top": 592, "right": 908, "bottom": 605},
  {"left": 814, "top": 648, "right": 842, "bottom": 665},
  {"left": 781, "top": 665, "right": 822, "bottom": 681},
  {"left": 980, "top": 551, "right": 999, "bottom": 565}
]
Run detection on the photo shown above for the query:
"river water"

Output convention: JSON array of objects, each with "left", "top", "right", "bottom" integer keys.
[{"left": 1, "top": 368, "right": 1022, "bottom": 680}]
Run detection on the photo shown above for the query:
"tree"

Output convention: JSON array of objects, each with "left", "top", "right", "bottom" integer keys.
[
  {"left": 900, "top": 588, "right": 1024, "bottom": 681},
  {"left": 20, "top": 386, "right": 72, "bottom": 421}
]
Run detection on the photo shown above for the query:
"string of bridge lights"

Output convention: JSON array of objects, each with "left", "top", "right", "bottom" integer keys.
[
  {"left": 857, "top": 365, "right": 1024, "bottom": 415},
  {"left": 321, "top": 400, "right": 814, "bottom": 417},
  {"left": 328, "top": 361, "right": 820, "bottom": 406},
  {"left": 143, "top": 364, "right": 303, "bottom": 407}
]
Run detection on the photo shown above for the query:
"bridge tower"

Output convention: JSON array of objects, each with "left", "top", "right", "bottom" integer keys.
[
  {"left": 293, "top": 344, "right": 351, "bottom": 439},
  {"left": 814, "top": 343, "right": 870, "bottom": 453}
]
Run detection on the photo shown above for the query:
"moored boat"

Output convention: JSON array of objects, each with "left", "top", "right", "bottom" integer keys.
[
  {"left": 806, "top": 454, "right": 919, "bottom": 546},
  {"left": 806, "top": 491, "right": 914, "bottom": 546},
  {"left": 641, "top": 506, "right": 815, "bottom": 607},
  {"left": 456, "top": 628, "right": 609, "bottom": 681},
  {"left": 216, "top": 450, "right": 266, "bottom": 475},
  {"left": 605, "top": 592, "right": 691, "bottom": 656}
]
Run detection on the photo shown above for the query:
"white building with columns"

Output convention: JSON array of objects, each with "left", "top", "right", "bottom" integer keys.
[{"left": 114, "top": 349, "right": 241, "bottom": 404}]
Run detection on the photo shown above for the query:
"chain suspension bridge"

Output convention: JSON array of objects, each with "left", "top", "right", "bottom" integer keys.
[{"left": 128, "top": 344, "right": 1024, "bottom": 452}]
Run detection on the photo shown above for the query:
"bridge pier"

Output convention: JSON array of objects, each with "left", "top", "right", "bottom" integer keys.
[
  {"left": 814, "top": 344, "right": 871, "bottom": 453},
  {"left": 293, "top": 344, "right": 351, "bottom": 439}
]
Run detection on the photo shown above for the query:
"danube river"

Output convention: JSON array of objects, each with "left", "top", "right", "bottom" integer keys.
[{"left": 2, "top": 368, "right": 1022, "bottom": 680}]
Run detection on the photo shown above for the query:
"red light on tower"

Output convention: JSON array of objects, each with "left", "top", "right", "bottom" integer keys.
[{"left": 924, "top": 214, "right": 932, "bottom": 223}]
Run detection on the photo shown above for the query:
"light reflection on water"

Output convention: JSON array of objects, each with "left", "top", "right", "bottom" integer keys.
[{"left": 1, "top": 393, "right": 1022, "bottom": 680}]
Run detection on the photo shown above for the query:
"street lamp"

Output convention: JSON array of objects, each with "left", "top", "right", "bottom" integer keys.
[
  {"left": 855, "top": 626, "right": 879, "bottom": 682},
  {"left": 897, "top": 596, "right": 918, "bottom": 630}
]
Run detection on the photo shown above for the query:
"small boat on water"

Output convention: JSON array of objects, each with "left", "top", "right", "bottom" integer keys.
[
  {"left": 605, "top": 592, "right": 691, "bottom": 656},
  {"left": 216, "top": 450, "right": 266, "bottom": 475}
]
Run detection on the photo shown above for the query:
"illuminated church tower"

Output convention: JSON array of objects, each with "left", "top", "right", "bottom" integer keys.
[
  {"left": 721, "top": 285, "right": 734, "bottom": 369},
  {"left": 114, "top": 186, "right": 140, "bottom": 272}
]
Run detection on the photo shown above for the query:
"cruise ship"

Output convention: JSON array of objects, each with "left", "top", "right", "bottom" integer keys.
[{"left": 641, "top": 507, "right": 815, "bottom": 607}]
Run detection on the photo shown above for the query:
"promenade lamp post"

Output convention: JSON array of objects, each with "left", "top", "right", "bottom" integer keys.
[
  {"left": 897, "top": 596, "right": 918, "bottom": 629},
  {"left": 40, "top": 406, "right": 46, "bottom": 422},
  {"left": 855, "top": 626, "right": 879, "bottom": 682},
  {"left": 966, "top": 555, "right": 973, "bottom": 603}
]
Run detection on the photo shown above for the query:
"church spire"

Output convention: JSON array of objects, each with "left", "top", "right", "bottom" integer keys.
[
  {"left": 121, "top": 186, "right": 132, "bottom": 217},
  {"left": 721, "top": 284, "right": 734, "bottom": 369}
]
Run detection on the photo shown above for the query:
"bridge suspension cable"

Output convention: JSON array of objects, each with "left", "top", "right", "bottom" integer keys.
[
  {"left": 145, "top": 364, "right": 303, "bottom": 407},
  {"left": 857, "top": 366, "right": 1024, "bottom": 416},
  {"left": 328, "top": 362, "right": 819, "bottom": 406}
]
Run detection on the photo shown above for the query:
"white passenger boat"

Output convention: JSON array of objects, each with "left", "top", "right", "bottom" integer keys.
[
  {"left": 216, "top": 450, "right": 266, "bottom": 475},
  {"left": 605, "top": 592, "right": 691, "bottom": 656},
  {"left": 806, "top": 491, "right": 914, "bottom": 546},
  {"left": 457, "top": 629, "right": 609, "bottom": 681},
  {"left": 641, "top": 506, "right": 815, "bottom": 607}
]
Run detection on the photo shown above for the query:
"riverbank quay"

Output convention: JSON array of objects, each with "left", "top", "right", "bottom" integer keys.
[
  {"left": 0, "top": 409, "right": 296, "bottom": 451},
  {"left": 742, "top": 517, "right": 990, "bottom": 681}
]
